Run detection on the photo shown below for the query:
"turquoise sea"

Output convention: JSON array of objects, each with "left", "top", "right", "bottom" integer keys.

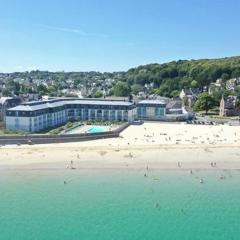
[{"left": 0, "top": 169, "right": 240, "bottom": 240}]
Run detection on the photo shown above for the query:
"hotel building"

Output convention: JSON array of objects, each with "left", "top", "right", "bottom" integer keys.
[{"left": 6, "top": 98, "right": 135, "bottom": 133}]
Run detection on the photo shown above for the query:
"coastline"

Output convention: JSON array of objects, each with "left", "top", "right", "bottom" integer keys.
[
  {"left": 1, "top": 123, "right": 240, "bottom": 171},
  {"left": 1, "top": 145, "right": 240, "bottom": 171}
]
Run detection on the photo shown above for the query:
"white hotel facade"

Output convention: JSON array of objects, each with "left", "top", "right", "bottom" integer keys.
[{"left": 6, "top": 98, "right": 135, "bottom": 133}]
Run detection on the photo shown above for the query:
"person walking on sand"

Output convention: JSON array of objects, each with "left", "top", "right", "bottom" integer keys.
[{"left": 70, "top": 160, "right": 75, "bottom": 169}]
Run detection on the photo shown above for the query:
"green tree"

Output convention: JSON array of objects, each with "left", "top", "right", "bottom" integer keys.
[
  {"left": 221, "top": 73, "right": 230, "bottom": 82},
  {"left": 170, "top": 90, "right": 180, "bottom": 98},
  {"left": 37, "top": 84, "right": 48, "bottom": 96},
  {"left": 179, "top": 76, "right": 192, "bottom": 89},
  {"left": 94, "top": 91, "right": 103, "bottom": 98},
  {"left": 113, "top": 82, "right": 130, "bottom": 97},
  {"left": 190, "top": 80, "right": 198, "bottom": 88},
  {"left": 231, "top": 68, "right": 240, "bottom": 78},
  {"left": 193, "top": 93, "right": 215, "bottom": 114},
  {"left": 2, "top": 88, "right": 11, "bottom": 96},
  {"left": 234, "top": 86, "right": 240, "bottom": 95},
  {"left": 212, "top": 88, "right": 233, "bottom": 104},
  {"left": 6, "top": 80, "right": 20, "bottom": 95},
  {"left": 47, "top": 85, "right": 58, "bottom": 97},
  {"left": 131, "top": 84, "right": 143, "bottom": 95}
]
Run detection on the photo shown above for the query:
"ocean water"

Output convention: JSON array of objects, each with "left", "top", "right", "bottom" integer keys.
[{"left": 0, "top": 169, "right": 240, "bottom": 240}]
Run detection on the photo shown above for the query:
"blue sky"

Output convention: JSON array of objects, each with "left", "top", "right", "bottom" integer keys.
[{"left": 1, "top": 0, "right": 240, "bottom": 72}]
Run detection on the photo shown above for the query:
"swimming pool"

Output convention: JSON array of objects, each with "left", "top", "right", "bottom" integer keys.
[{"left": 87, "top": 127, "right": 105, "bottom": 134}]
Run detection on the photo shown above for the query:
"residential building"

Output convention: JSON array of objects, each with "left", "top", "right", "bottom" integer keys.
[
  {"left": 166, "top": 100, "right": 183, "bottom": 115},
  {"left": 180, "top": 88, "right": 201, "bottom": 108},
  {"left": 179, "top": 88, "right": 200, "bottom": 100},
  {"left": 219, "top": 95, "right": 240, "bottom": 117},
  {"left": 226, "top": 78, "right": 240, "bottom": 91},
  {"left": 136, "top": 99, "right": 192, "bottom": 121}
]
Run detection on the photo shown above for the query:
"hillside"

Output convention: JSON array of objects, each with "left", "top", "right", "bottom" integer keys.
[
  {"left": 125, "top": 56, "right": 240, "bottom": 97},
  {"left": 1, "top": 56, "right": 240, "bottom": 98}
]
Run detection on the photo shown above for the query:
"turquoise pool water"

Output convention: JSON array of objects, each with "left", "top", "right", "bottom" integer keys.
[
  {"left": 88, "top": 126, "right": 105, "bottom": 134},
  {"left": 0, "top": 169, "right": 240, "bottom": 240}
]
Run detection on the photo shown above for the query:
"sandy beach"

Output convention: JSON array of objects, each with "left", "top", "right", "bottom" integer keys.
[{"left": 1, "top": 122, "right": 240, "bottom": 170}]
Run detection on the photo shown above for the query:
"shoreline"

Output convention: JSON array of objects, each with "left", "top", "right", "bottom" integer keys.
[
  {"left": 1, "top": 123, "right": 240, "bottom": 171},
  {"left": 1, "top": 145, "right": 240, "bottom": 171}
]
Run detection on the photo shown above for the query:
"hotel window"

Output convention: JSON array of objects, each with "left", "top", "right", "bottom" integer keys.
[
  {"left": 138, "top": 106, "right": 146, "bottom": 118},
  {"left": 82, "top": 109, "right": 88, "bottom": 120},
  {"left": 155, "top": 107, "right": 165, "bottom": 117},
  {"left": 97, "top": 109, "right": 102, "bottom": 120},
  {"left": 90, "top": 109, "right": 95, "bottom": 120},
  {"left": 103, "top": 110, "right": 109, "bottom": 121},
  {"left": 68, "top": 110, "right": 74, "bottom": 117},
  {"left": 123, "top": 110, "right": 128, "bottom": 121},
  {"left": 110, "top": 110, "right": 116, "bottom": 121},
  {"left": 117, "top": 110, "right": 122, "bottom": 121},
  {"left": 160, "top": 108, "right": 165, "bottom": 116}
]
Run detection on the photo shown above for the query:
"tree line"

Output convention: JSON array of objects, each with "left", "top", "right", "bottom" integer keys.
[{"left": 1, "top": 56, "right": 240, "bottom": 99}]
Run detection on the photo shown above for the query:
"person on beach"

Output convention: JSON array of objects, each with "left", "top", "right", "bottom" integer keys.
[{"left": 69, "top": 160, "right": 75, "bottom": 170}]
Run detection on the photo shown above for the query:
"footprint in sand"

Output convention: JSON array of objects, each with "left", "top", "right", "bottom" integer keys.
[{"left": 99, "top": 151, "right": 107, "bottom": 156}]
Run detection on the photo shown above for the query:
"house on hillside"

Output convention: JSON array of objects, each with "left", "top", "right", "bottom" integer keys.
[
  {"left": 209, "top": 79, "right": 223, "bottom": 94},
  {"left": 179, "top": 88, "right": 201, "bottom": 108},
  {"left": 166, "top": 100, "right": 183, "bottom": 115},
  {"left": 20, "top": 93, "right": 39, "bottom": 102},
  {"left": 179, "top": 88, "right": 200, "bottom": 100},
  {"left": 219, "top": 95, "right": 240, "bottom": 117},
  {"left": 225, "top": 78, "right": 240, "bottom": 91}
]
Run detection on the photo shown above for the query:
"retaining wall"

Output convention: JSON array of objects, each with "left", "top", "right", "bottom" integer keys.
[{"left": 0, "top": 123, "right": 130, "bottom": 145}]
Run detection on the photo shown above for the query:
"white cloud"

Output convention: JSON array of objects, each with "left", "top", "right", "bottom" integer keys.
[
  {"left": 38, "top": 24, "right": 87, "bottom": 36},
  {"left": 38, "top": 24, "right": 110, "bottom": 39}
]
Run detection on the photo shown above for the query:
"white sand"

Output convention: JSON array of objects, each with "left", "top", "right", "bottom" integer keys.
[{"left": 1, "top": 123, "right": 240, "bottom": 170}]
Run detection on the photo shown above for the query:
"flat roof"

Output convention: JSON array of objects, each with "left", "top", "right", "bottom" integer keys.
[
  {"left": 138, "top": 100, "right": 166, "bottom": 105},
  {"left": 8, "top": 99, "right": 134, "bottom": 112}
]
